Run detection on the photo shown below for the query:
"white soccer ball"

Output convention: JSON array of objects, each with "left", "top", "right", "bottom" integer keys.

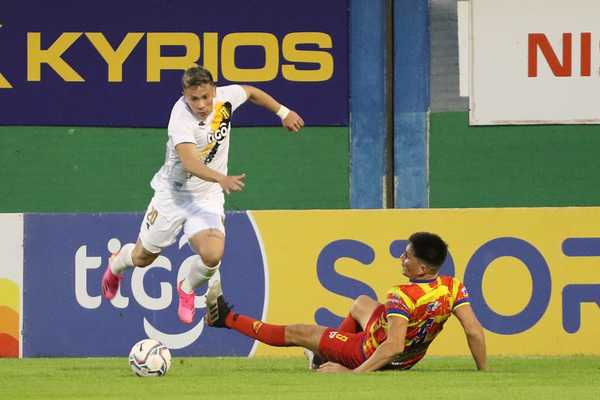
[{"left": 128, "top": 338, "right": 172, "bottom": 377}]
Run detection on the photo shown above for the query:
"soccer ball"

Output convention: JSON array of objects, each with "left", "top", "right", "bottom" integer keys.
[{"left": 128, "top": 338, "right": 172, "bottom": 377}]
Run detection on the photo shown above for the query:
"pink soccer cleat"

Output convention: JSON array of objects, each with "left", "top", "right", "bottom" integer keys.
[
  {"left": 101, "top": 263, "right": 122, "bottom": 300},
  {"left": 177, "top": 281, "right": 196, "bottom": 324}
]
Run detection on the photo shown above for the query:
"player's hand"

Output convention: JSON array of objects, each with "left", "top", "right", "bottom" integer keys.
[
  {"left": 218, "top": 173, "right": 246, "bottom": 194},
  {"left": 282, "top": 110, "right": 304, "bottom": 133},
  {"left": 316, "top": 361, "right": 351, "bottom": 373}
]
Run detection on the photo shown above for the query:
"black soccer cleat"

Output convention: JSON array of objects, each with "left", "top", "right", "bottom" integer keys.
[{"left": 205, "top": 281, "right": 232, "bottom": 328}]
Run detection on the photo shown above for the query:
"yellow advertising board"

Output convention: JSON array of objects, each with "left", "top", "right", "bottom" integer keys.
[{"left": 249, "top": 208, "right": 600, "bottom": 356}]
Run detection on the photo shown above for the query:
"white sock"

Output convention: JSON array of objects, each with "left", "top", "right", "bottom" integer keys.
[
  {"left": 109, "top": 243, "right": 135, "bottom": 275},
  {"left": 181, "top": 256, "right": 220, "bottom": 294}
]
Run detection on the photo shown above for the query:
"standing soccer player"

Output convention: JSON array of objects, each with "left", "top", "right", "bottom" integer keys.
[
  {"left": 205, "top": 232, "right": 487, "bottom": 372},
  {"left": 101, "top": 65, "right": 304, "bottom": 324}
]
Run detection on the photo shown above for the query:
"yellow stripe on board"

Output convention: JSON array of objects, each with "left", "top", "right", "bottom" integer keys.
[
  {"left": 0, "top": 280, "right": 19, "bottom": 312},
  {"left": 0, "top": 73, "right": 13, "bottom": 88}
]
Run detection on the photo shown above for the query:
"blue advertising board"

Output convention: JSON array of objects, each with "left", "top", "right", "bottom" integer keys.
[
  {"left": 0, "top": 0, "right": 348, "bottom": 127},
  {"left": 23, "top": 212, "right": 266, "bottom": 357}
]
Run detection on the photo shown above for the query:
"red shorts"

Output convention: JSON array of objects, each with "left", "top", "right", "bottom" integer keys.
[{"left": 318, "top": 305, "right": 386, "bottom": 369}]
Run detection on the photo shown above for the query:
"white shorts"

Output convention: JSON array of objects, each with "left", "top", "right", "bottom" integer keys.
[{"left": 138, "top": 192, "right": 225, "bottom": 253}]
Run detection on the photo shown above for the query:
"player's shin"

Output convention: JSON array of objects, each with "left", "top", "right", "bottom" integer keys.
[
  {"left": 110, "top": 243, "right": 135, "bottom": 275},
  {"left": 181, "top": 256, "right": 219, "bottom": 293},
  {"left": 226, "top": 313, "right": 286, "bottom": 346}
]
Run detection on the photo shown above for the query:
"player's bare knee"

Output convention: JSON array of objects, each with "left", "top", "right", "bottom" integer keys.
[
  {"left": 190, "top": 229, "right": 224, "bottom": 267},
  {"left": 352, "top": 295, "right": 369, "bottom": 311},
  {"left": 199, "top": 251, "right": 222, "bottom": 268},
  {"left": 350, "top": 295, "right": 377, "bottom": 319}
]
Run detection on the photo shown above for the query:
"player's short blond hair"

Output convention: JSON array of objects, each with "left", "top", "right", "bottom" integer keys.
[{"left": 182, "top": 66, "right": 215, "bottom": 89}]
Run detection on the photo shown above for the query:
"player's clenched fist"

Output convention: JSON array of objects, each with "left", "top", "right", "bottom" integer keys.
[{"left": 282, "top": 110, "right": 304, "bottom": 133}]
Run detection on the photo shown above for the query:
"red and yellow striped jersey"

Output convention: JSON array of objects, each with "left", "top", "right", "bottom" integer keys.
[{"left": 362, "top": 275, "right": 470, "bottom": 370}]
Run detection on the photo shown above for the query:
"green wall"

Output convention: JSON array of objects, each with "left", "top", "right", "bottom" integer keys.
[
  {"left": 0, "top": 126, "right": 349, "bottom": 212},
  {"left": 429, "top": 112, "right": 600, "bottom": 207},
  {"left": 8, "top": 112, "right": 596, "bottom": 212}
]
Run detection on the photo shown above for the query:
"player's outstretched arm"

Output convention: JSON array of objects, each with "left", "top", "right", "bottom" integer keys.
[
  {"left": 175, "top": 143, "right": 245, "bottom": 194},
  {"left": 454, "top": 304, "right": 487, "bottom": 371},
  {"left": 241, "top": 85, "right": 305, "bottom": 132}
]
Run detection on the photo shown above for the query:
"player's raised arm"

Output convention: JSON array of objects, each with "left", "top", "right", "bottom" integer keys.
[
  {"left": 453, "top": 304, "right": 487, "bottom": 371},
  {"left": 175, "top": 142, "right": 245, "bottom": 194},
  {"left": 241, "top": 85, "right": 305, "bottom": 132}
]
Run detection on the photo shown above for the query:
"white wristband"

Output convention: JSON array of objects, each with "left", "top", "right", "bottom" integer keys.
[{"left": 276, "top": 105, "right": 290, "bottom": 120}]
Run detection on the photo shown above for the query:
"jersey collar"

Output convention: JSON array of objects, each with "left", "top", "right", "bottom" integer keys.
[{"left": 410, "top": 276, "right": 439, "bottom": 284}]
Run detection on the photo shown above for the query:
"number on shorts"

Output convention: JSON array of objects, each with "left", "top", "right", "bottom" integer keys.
[
  {"left": 145, "top": 207, "right": 158, "bottom": 229},
  {"left": 328, "top": 331, "right": 349, "bottom": 342},
  {"left": 335, "top": 333, "right": 349, "bottom": 342}
]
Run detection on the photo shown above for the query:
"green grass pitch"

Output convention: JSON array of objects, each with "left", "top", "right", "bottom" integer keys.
[{"left": 0, "top": 356, "right": 598, "bottom": 399}]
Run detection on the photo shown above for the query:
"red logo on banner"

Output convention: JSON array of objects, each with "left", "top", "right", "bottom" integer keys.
[{"left": 528, "top": 32, "right": 592, "bottom": 77}]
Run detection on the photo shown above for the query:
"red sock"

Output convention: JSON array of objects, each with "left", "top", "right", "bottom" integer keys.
[
  {"left": 225, "top": 313, "right": 286, "bottom": 346},
  {"left": 337, "top": 313, "right": 360, "bottom": 333}
]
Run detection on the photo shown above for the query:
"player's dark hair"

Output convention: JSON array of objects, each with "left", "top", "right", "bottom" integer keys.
[
  {"left": 409, "top": 232, "right": 448, "bottom": 272},
  {"left": 182, "top": 66, "right": 215, "bottom": 89}
]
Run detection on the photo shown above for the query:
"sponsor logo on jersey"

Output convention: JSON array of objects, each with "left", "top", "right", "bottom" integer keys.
[{"left": 204, "top": 102, "right": 232, "bottom": 164}]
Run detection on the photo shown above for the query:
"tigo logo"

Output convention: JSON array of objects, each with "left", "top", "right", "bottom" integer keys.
[{"left": 23, "top": 213, "right": 267, "bottom": 357}]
